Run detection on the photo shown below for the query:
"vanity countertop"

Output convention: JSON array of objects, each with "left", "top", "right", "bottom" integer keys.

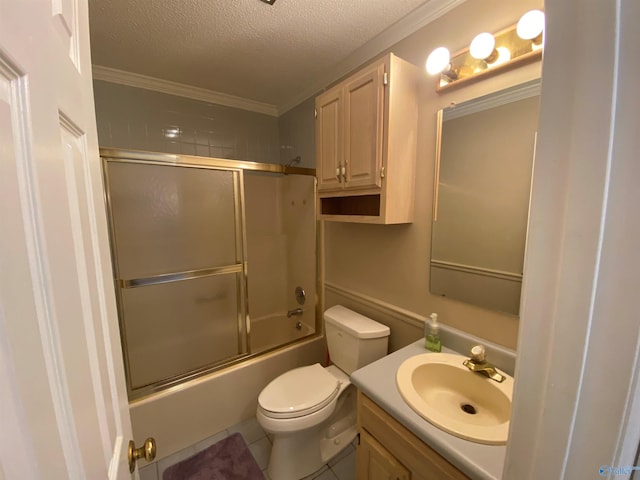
[{"left": 351, "top": 339, "right": 508, "bottom": 480}]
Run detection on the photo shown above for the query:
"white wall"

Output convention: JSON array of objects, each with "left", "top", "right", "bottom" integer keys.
[{"left": 505, "top": 0, "right": 640, "bottom": 477}]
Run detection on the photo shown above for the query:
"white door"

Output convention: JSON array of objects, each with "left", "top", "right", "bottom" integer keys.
[{"left": 0, "top": 1, "right": 136, "bottom": 479}]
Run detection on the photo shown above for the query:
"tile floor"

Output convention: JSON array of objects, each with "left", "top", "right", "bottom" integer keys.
[{"left": 138, "top": 416, "right": 356, "bottom": 480}]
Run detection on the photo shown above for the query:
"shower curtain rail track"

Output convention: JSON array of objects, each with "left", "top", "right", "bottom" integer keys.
[{"left": 99, "top": 147, "right": 316, "bottom": 176}]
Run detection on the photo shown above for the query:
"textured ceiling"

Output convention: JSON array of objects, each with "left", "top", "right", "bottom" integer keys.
[{"left": 88, "top": 0, "right": 435, "bottom": 111}]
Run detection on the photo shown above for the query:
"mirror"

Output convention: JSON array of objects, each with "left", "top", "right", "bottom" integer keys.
[{"left": 430, "top": 79, "right": 540, "bottom": 315}]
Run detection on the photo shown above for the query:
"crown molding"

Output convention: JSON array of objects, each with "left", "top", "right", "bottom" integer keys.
[
  {"left": 277, "top": 0, "right": 467, "bottom": 114},
  {"left": 92, "top": 65, "right": 279, "bottom": 117},
  {"left": 92, "top": 0, "right": 464, "bottom": 117}
]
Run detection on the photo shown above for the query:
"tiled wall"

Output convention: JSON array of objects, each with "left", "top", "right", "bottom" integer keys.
[
  {"left": 278, "top": 96, "right": 316, "bottom": 168},
  {"left": 93, "top": 80, "right": 279, "bottom": 163}
]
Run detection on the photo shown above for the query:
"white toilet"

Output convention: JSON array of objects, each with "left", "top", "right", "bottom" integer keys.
[{"left": 256, "top": 305, "right": 390, "bottom": 480}]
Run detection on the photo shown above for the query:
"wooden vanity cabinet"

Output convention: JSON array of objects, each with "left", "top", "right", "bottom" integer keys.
[
  {"left": 358, "top": 429, "right": 411, "bottom": 480},
  {"left": 356, "top": 391, "right": 469, "bottom": 480},
  {"left": 315, "top": 53, "right": 418, "bottom": 224}
]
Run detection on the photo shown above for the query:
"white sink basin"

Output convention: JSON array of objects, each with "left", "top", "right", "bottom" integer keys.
[{"left": 396, "top": 352, "right": 514, "bottom": 445}]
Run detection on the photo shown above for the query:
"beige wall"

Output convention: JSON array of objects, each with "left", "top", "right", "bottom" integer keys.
[{"left": 321, "top": 0, "right": 543, "bottom": 349}]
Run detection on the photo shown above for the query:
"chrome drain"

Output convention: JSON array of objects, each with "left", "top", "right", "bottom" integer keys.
[{"left": 461, "top": 403, "right": 477, "bottom": 415}]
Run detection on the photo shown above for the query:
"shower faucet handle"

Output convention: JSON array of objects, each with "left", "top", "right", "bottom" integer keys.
[{"left": 295, "top": 286, "right": 306, "bottom": 305}]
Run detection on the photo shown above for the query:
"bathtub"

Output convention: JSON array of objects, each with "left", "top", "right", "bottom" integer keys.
[
  {"left": 250, "top": 312, "right": 315, "bottom": 353},
  {"left": 129, "top": 330, "right": 325, "bottom": 462}
]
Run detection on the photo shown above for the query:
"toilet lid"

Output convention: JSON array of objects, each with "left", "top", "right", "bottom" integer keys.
[{"left": 258, "top": 363, "right": 340, "bottom": 419}]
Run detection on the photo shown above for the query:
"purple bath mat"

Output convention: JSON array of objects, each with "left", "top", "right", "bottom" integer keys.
[{"left": 162, "top": 432, "right": 264, "bottom": 480}]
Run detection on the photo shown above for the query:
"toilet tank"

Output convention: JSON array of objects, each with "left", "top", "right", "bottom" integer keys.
[{"left": 324, "top": 305, "right": 390, "bottom": 375}]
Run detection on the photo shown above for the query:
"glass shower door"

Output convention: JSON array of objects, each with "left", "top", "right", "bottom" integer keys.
[{"left": 104, "top": 160, "right": 248, "bottom": 396}]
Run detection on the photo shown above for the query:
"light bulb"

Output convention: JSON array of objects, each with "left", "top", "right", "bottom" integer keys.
[
  {"left": 517, "top": 10, "right": 545, "bottom": 41},
  {"left": 426, "top": 47, "right": 451, "bottom": 75},
  {"left": 469, "top": 33, "right": 496, "bottom": 60},
  {"left": 492, "top": 47, "right": 512, "bottom": 66}
]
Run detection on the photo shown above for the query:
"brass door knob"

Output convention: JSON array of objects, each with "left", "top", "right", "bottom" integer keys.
[{"left": 128, "top": 437, "right": 156, "bottom": 473}]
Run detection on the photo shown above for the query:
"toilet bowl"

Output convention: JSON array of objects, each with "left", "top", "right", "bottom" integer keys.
[
  {"left": 257, "top": 364, "right": 355, "bottom": 479},
  {"left": 256, "top": 305, "right": 390, "bottom": 480}
]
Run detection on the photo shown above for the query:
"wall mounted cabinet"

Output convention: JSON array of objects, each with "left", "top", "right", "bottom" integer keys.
[
  {"left": 357, "top": 391, "right": 469, "bottom": 480},
  {"left": 315, "top": 53, "right": 418, "bottom": 224}
]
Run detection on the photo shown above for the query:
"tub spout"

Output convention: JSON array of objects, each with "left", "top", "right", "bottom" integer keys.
[{"left": 287, "top": 307, "right": 303, "bottom": 318}]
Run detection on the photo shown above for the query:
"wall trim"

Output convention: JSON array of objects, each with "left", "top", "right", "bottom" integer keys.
[
  {"left": 324, "top": 281, "right": 426, "bottom": 329},
  {"left": 92, "top": 65, "right": 279, "bottom": 117},
  {"left": 324, "top": 281, "right": 517, "bottom": 374},
  {"left": 430, "top": 259, "right": 523, "bottom": 282}
]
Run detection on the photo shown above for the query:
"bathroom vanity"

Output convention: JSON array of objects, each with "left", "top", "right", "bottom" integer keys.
[
  {"left": 358, "top": 392, "right": 468, "bottom": 479},
  {"left": 352, "top": 340, "right": 511, "bottom": 480}
]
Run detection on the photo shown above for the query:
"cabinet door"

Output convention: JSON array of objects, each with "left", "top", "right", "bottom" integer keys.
[
  {"left": 357, "top": 430, "right": 411, "bottom": 480},
  {"left": 316, "top": 85, "right": 343, "bottom": 192},
  {"left": 344, "top": 61, "right": 385, "bottom": 190}
]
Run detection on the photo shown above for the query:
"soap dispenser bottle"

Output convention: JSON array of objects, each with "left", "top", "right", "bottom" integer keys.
[{"left": 425, "top": 313, "right": 442, "bottom": 352}]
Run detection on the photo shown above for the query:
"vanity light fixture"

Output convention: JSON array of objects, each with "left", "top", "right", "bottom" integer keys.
[
  {"left": 517, "top": 9, "right": 545, "bottom": 48},
  {"left": 469, "top": 32, "right": 498, "bottom": 63},
  {"left": 425, "top": 46, "right": 459, "bottom": 81},
  {"left": 426, "top": 9, "right": 544, "bottom": 92}
]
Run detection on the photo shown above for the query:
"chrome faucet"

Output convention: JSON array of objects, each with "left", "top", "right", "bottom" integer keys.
[
  {"left": 463, "top": 345, "right": 506, "bottom": 383},
  {"left": 287, "top": 307, "right": 303, "bottom": 318}
]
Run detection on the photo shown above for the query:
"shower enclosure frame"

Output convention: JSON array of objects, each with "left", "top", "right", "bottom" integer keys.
[{"left": 100, "top": 148, "right": 321, "bottom": 400}]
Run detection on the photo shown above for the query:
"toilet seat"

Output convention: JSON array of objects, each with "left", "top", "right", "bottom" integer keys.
[{"left": 258, "top": 363, "right": 341, "bottom": 419}]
